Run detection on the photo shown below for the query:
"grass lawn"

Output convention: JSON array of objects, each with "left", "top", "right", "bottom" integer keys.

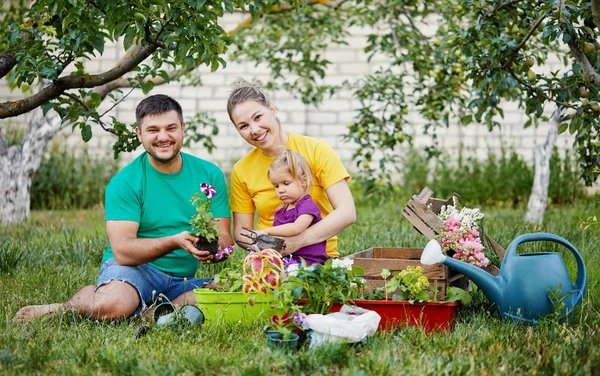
[{"left": 1, "top": 200, "right": 599, "bottom": 375}]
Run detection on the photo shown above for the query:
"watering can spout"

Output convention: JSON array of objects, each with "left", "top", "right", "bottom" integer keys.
[
  {"left": 421, "top": 240, "right": 503, "bottom": 305},
  {"left": 421, "top": 240, "right": 447, "bottom": 265}
]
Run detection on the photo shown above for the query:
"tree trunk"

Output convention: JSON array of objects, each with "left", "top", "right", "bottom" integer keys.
[
  {"left": 0, "top": 108, "right": 63, "bottom": 225},
  {"left": 525, "top": 109, "right": 560, "bottom": 225}
]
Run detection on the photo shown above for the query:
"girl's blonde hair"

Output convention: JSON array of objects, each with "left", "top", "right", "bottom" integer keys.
[
  {"left": 226, "top": 78, "right": 271, "bottom": 123},
  {"left": 268, "top": 150, "right": 314, "bottom": 195}
]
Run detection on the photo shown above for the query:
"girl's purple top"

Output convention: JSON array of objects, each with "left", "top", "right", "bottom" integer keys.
[{"left": 273, "top": 195, "right": 328, "bottom": 265}]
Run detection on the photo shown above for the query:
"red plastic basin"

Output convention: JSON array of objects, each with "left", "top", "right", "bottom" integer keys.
[{"left": 330, "top": 299, "right": 460, "bottom": 332}]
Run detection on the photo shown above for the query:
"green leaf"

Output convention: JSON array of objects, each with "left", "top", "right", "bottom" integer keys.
[
  {"left": 42, "top": 102, "right": 56, "bottom": 116},
  {"left": 446, "top": 287, "right": 472, "bottom": 305},
  {"left": 558, "top": 122, "right": 568, "bottom": 134},
  {"left": 139, "top": 81, "right": 155, "bottom": 94},
  {"left": 415, "top": 290, "right": 431, "bottom": 302},
  {"left": 460, "top": 114, "right": 472, "bottom": 125},
  {"left": 81, "top": 124, "right": 92, "bottom": 142},
  {"left": 569, "top": 117, "right": 580, "bottom": 135},
  {"left": 123, "top": 27, "right": 136, "bottom": 51},
  {"left": 91, "top": 37, "right": 105, "bottom": 55}
]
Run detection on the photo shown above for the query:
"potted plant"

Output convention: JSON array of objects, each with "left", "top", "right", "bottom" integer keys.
[
  {"left": 194, "top": 248, "right": 284, "bottom": 323},
  {"left": 190, "top": 183, "right": 222, "bottom": 255},
  {"left": 281, "top": 258, "right": 367, "bottom": 315},
  {"left": 264, "top": 309, "right": 306, "bottom": 351}
]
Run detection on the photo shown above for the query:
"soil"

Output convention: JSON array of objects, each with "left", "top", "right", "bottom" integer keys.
[{"left": 194, "top": 237, "right": 219, "bottom": 255}]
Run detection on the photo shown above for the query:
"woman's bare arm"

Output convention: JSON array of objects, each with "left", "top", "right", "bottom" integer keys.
[{"left": 279, "top": 179, "right": 356, "bottom": 255}]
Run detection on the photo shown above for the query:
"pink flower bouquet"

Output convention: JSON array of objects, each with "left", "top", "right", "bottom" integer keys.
[{"left": 437, "top": 200, "right": 490, "bottom": 268}]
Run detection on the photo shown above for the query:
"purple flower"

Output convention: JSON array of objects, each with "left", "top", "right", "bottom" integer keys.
[
  {"left": 293, "top": 312, "right": 307, "bottom": 326},
  {"left": 283, "top": 256, "right": 295, "bottom": 269},
  {"left": 200, "top": 183, "right": 216, "bottom": 199},
  {"left": 215, "top": 245, "right": 234, "bottom": 261}
]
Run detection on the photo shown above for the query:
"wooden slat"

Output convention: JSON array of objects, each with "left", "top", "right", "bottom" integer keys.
[
  {"left": 425, "top": 192, "right": 460, "bottom": 214},
  {"left": 358, "top": 259, "right": 446, "bottom": 279},
  {"left": 486, "top": 237, "right": 506, "bottom": 262},
  {"left": 417, "top": 187, "right": 433, "bottom": 202},
  {"left": 347, "top": 248, "right": 373, "bottom": 259},
  {"left": 402, "top": 206, "right": 437, "bottom": 239},
  {"left": 371, "top": 247, "right": 423, "bottom": 259},
  {"left": 407, "top": 198, "right": 445, "bottom": 235},
  {"left": 361, "top": 278, "right": 449, "bottom": 300}
]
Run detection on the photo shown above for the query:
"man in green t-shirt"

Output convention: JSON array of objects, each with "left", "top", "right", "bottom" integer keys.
[{"left": 16, "top": 95, "right": 233, "bottom": 322}]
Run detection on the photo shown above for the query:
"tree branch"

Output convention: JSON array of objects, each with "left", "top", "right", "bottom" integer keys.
[
  {"left": 0, "top": 31, "right": 35, "bottom": 79},
  {"left": 0, "top": 43, "right": 158, "bottom": 119},
  {"left": 506, "top": 67, "right": 575, "bottom": 110},
  {"left": 568, "top": 40, "right": 600, "bottom": 86},
  {"left": 487, "top": 0, "right": 526, "bottom": 18},
  {"left": 501, "top": 11, "right": 550, "bottom": 69},
  {"left": 0, "top": 53, "right": 17, "bottom": 79},
  {"left": 592, "top": 0, "right": 600, "bottom": 30},
  {"left": 94, "top": 66, "right": 190, "bottom": 100},
  {"left": 144, "top": 20, "right": 167, "bottom": 48},
  {"left": 227, "top": 0, "right": 341, "bottom": 36},
  {"left": 63, "top": 93, "right": 91, "bottom": 112}
]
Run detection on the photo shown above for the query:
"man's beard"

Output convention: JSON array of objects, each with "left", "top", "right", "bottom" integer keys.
[{"left": 146, "top": 143, "right": 181, "bottom": 165}]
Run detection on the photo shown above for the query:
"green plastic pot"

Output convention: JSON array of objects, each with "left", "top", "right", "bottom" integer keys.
[
  {"left": 267, "top": 332, "right": 300, "bottom": 351},
  {"left": 194, "top": 289, "right": 275, "bottom": 323}
]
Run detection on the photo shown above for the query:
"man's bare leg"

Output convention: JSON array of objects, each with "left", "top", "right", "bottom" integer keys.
[
  {"left": 15, "top": 281, "right": 140, "bottom": 323},
  {"left": 15, "top": 285, "right": 95, "bottom": 323}
]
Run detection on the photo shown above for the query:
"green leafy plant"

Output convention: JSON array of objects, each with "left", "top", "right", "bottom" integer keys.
[
  {"left": 190, "top": 183, "right": 219, "bottom": 243},
  {"left": 445, "top": 287, "right": 472, "bottom": 305},
  {"left": 380, "top": 268, "right": 391, "bottom": 300},
  {"left": 366, "top": 267, "right": 472, "bottom": 305},
  {"left": 212, "top": 259, "right": 244, "bottom": 293},
  {"left": 384, "top": 265, "right": 431, "bottom": 303},
  {"left": 282, "top": 258, "right": 366, "bottom": 315},
  {"left": 268, "top": 288, "right": 305, "bottom": 340}
]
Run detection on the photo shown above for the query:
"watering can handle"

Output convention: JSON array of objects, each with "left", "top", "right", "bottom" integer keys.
[{"left": 506, "top": 233, "right": 587, "bottom": 305}]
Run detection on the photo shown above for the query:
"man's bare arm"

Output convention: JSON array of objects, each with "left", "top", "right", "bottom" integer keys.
[{"left": 107, "top": 220, "right": 202, "bottom": 265}]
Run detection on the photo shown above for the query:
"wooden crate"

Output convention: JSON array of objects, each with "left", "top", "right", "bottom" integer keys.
[
  {"left": 402, "top": 187, "right": 505, "bottom": 274},
  {"left": 348, "top": 246, "right": 466, "bottom": 300}
]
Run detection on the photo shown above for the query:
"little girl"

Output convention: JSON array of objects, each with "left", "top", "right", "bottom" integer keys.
[{"left": 256, "top": 150, "right": 328, "bottom": 266}]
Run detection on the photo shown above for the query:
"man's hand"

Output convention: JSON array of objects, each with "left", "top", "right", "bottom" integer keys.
[{"left": 174, "top": 231, "right": 216, "bottom": 264}]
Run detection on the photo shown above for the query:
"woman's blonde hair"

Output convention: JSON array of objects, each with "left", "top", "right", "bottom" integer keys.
[
  {"left": 268, "top": 150, "right": 314, "bottom": 195},
  {"left": 226, "top": 78, "right": 271, "bottom": 123}
]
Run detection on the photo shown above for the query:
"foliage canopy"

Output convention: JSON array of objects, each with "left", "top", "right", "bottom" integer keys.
[{"left": 1, "top": 0, "right": 599, "bottom": 184}]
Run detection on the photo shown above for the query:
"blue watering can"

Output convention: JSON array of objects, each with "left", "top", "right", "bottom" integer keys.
[{"left": 421, "top": 233, "right": 587, "bottom": 323}]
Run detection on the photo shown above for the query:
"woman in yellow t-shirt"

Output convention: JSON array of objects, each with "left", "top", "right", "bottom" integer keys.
[{"left": 227, "top": 78, "right": 356, "bottom": 258}]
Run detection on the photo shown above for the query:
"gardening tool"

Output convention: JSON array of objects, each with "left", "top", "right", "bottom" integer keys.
[
  {"left": 420, "top": 233, "right": 587, "bottom": 323},
  {"left": 237, "top": 227, "right": 286, "bottom": 252}
]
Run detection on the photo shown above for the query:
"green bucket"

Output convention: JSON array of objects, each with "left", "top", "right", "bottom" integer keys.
[{"left": 194, "top": 289, "right": 275, "bottom": 323}]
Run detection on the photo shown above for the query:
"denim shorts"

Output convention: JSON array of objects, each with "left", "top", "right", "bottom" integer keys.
[{"left": 97, "top": 258, "right": 211, "bottom": 315}]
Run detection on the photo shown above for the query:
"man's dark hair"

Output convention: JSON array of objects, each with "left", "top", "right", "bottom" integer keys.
[{"left": 135, "top": 94, "right": 184, "bottom": 126}]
